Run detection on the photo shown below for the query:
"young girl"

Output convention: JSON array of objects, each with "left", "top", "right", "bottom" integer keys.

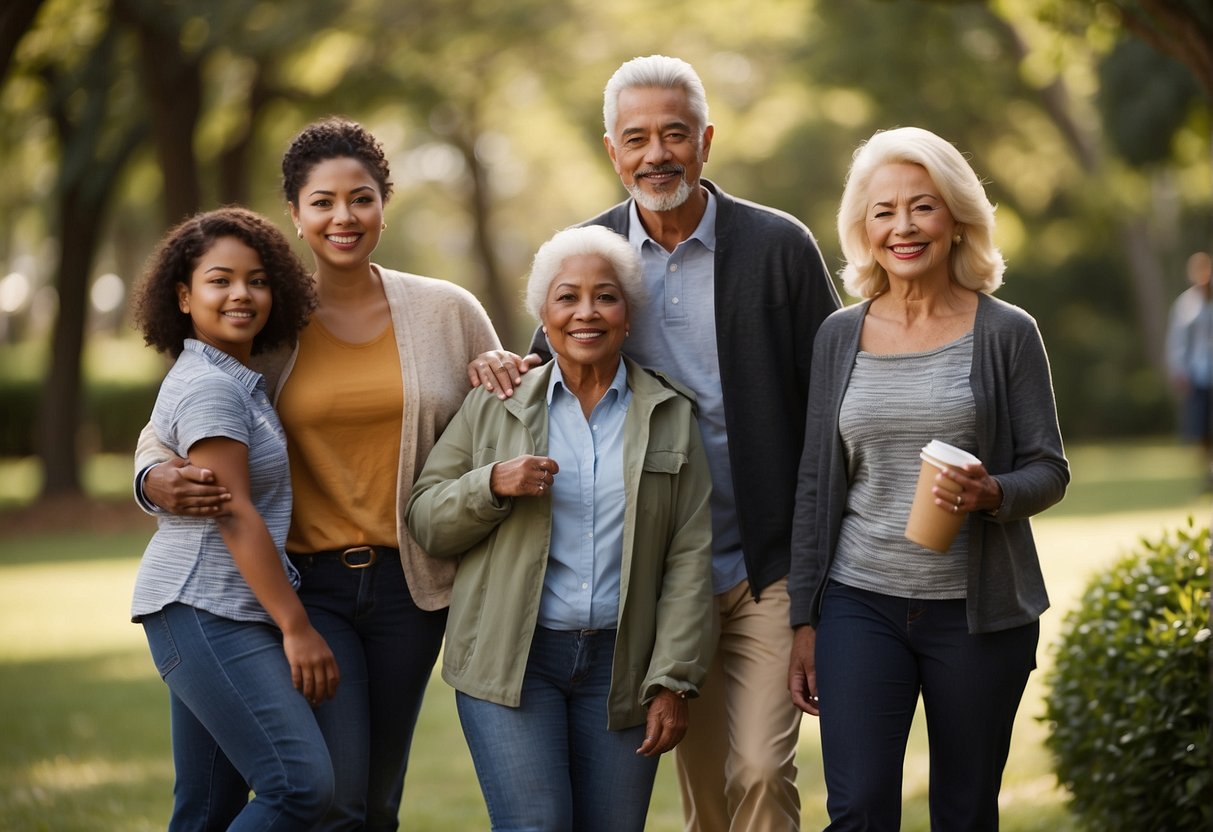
[{"left": 130, "top": 206, "right": 336, "bottom": 830}]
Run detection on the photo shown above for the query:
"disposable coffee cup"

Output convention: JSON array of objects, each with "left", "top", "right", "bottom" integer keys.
[{"left": 904, "top": 440, "right": 982, "bottom": 553}]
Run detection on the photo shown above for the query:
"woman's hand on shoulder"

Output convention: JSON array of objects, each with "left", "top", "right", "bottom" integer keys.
[
  {"left": 636, "top": 688, "right": 689, "bottom": 757},
  {"left": 145, "top": 457, "right": 232, "bottom": 516},
  {"left": 466, "top": 350, "right": 542, "bottom": 399},
  {"left": 489, "top": 455, "right": 558, "bottom": 499}
]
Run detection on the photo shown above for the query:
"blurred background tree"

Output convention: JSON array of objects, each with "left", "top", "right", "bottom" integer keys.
[{"left": 0, "top": 0, "right": 1209, "bottom": 499}]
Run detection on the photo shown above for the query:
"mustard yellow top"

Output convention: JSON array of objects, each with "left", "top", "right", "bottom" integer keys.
[
  {"left": 277, "top": 317, "right": 402, "bottom": 553},
  {"left": 138, "top": 267, "right": 503, "bottom": 610}
]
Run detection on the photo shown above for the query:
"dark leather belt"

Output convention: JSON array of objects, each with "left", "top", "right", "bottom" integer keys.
[{"left": 289, "top": 545, "right": 396, "bottom": 569}]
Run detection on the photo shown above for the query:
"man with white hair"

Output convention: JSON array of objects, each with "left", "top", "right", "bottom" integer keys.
[{"left": 472, "top": 54, "right": 840, "bottom": 831}]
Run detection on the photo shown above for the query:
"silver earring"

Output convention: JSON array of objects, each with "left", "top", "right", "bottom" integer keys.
[
  {"left": 953, "top": 234, "right": 962, "bottom": 245},
  {"left": 296, "top": 227, "right": 303, "bottom": 239},
  {"left": 381, "top": 222, "right": 387, "bottom": 230}
]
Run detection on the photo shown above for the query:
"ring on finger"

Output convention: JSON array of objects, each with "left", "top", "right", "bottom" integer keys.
[
  {"left": 954, "top": 494, "right": 962, "bottom": 506},
  {"left": 952, "top": 504, "right": 959, "bottom": 514}
]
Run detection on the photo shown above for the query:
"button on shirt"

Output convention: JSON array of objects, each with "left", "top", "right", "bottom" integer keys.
[
  {"left": 539, "top": 359, "right": 631, "bottom": 630},
  {"left": 625, "top": 193, "right": 747, "bottom": 594},
  {"left": 131, "top": 339, "right": 298, "bottom": 625}
]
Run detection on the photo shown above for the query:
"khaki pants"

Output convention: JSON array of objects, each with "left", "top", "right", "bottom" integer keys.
[{"left": 675, "top": 577, "right": 802, "bottom": 831}]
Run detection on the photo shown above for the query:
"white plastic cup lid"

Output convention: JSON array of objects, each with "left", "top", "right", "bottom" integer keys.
[{"left": 920, "top": 439, "right": 982, "bottom": 469}]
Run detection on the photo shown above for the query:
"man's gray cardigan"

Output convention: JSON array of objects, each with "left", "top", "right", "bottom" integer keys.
[
  {"left": 531, "top": 179, "right": 841, "bottom": 599},
  {"left": 788, "top": 292, "right": 1070, "bottom": 633}
]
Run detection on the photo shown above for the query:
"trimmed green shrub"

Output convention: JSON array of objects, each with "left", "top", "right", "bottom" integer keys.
[{"left": 1042, "top": 519, "right": 1211, "bottom": 831}]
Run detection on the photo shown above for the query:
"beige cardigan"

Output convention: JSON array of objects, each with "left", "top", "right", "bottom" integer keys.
[{"left": 135, "top": 265, "right": 502, "bottom": 611}]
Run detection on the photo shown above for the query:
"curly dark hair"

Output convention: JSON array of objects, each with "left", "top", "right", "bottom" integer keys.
[
  {"left": 282, "top": 117, "right": 394, "bottom": 207},
  {"left": 131, "top": 206, "right": 316, "bottom": 358}
]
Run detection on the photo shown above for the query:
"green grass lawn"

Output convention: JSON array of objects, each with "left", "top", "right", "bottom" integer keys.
[{"left": 0, "top": 439, "right": 1207, "bottom": 830}]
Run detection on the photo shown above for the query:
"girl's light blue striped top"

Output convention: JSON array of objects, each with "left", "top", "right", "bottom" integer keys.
[{"left": 131, "top": 339, "right": 298, "bottom": 625}]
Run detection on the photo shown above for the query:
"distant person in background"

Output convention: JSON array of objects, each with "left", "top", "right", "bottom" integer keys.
[
  {"left": 129, "top": 206, "right": 336, "bottom": 829},
  {"left": 1165, "top": 251, "right": 1213, "bottom": 485}
]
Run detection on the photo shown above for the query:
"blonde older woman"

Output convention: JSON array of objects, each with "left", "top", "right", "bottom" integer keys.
[
  {"left": 787, "top": 127, "right": 1069, "bottom": 830},
  {"left": 407, "top": 225, "right": 714, "bottom": 832}
]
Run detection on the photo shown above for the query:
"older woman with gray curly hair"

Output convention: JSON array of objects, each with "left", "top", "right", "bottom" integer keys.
[
  {"left": 407, "top": 224, "right": 715, "bottom": 832},
  {"left": 787, "top": 126, "right": 1069, "bottom": 830}
]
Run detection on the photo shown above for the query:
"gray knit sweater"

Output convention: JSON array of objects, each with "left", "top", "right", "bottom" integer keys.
[{"left": 788, "top": 292, "right": 1070, "bottom": 634}]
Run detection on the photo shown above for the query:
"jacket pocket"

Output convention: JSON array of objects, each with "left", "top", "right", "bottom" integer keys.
[
  {"left": 642, "top": 449, "right": 686, "bottom": 474},
  {"left": 638, "top": 450, "right": 685, "bottom": 536}
]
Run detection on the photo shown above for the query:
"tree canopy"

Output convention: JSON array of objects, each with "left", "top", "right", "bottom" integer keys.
[{"left": 1, "top": 0, "right": 1210, "bottom": 496}]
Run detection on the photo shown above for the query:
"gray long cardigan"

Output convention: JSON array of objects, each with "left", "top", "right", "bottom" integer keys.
[{"left": 787, "top": 292, "right": 1070, "bottom": 634}]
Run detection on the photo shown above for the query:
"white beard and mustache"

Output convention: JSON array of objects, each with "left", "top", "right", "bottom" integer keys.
[{"left": 626, "top": 164, "right": 696, "bottom": 212}]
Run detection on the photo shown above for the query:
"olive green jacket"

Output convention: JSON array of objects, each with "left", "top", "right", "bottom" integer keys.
[{"left": 405, "top": 356, "right": 715, "bottom": 729}]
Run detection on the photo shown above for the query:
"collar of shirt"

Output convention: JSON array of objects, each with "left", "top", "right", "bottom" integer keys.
[
  {"left": 626, "top": 187, "right": 718, "bottom": 255},
  {"left": 545, "top": 357, "right": 632, "bottom": 413},
  {"left": 183, "top": 338, "right": 266, "bottom": 394}
]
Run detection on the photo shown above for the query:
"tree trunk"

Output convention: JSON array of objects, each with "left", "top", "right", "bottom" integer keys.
[
  {"left": 38, "top": 189, "right": 100, "bottom": 495},
  {"left": 36, "top": 22, "right": 146, "bottom": 498},
  {"left": 1122, "top": 221, "right": 1168, "bottom": 371},
  {"left": 218, "top": 67, "right": 275, "bottom": 206},
  {"left": 457, "top": 120, "right": 518, "bottom": 344},
  {"left": 0, "top": 0, "right": 47, "bottom": 81},
  {"left": 117, "top": 0, "right": 204, "bottom": 227}
]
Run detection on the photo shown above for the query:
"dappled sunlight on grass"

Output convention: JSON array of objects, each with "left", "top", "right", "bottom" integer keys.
[
  {"left": 14, "top": 755, "right": 172, "bottom": 799},
  {"left": 1045, "top": 439, "right": 1209, "bottom": 517},
  {"left": 0, "top": 440, "right": 1205, "bottom": 830},
  {"left": 0, "top": 557, "right": 147, "bottom": 661},
  {"left": 0, "top": 645, "right": 174, "bottom": 831}
]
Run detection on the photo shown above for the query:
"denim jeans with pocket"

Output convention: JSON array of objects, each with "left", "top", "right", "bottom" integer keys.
[
  {"left": 142, "top": 602, "right": 334, "bottom": 831},
  {"left": 455, "top": 627, "right": 659, "bottom": 832}
]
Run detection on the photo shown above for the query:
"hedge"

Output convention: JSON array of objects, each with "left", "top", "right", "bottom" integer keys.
[{"left": 1042, "top": 519, "right": 1211, "bottom": 830}]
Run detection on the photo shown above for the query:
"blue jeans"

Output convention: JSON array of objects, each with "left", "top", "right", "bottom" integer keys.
[
  {"left": 290, "top": 548, "right": 447, "bottom": 831},
  {"left": 455, "top": 628, "right": 658, "bottom": 832},
  {"left": 815, "top": 582, "right": 1038, "bottom": 831},
  {"left": 142, "top": 603, "right": 334, "bottom": 831}
]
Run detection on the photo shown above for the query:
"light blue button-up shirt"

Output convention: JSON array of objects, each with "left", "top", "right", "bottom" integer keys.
[
  {"left": 539, "top": 358, "right": 631, "bottom": 630},
  {"left": 131, "top": 339, "right": 298, "bottom": 625},
  {"left": 624, "top": 192, "right": 747, "bottom": 595}
]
